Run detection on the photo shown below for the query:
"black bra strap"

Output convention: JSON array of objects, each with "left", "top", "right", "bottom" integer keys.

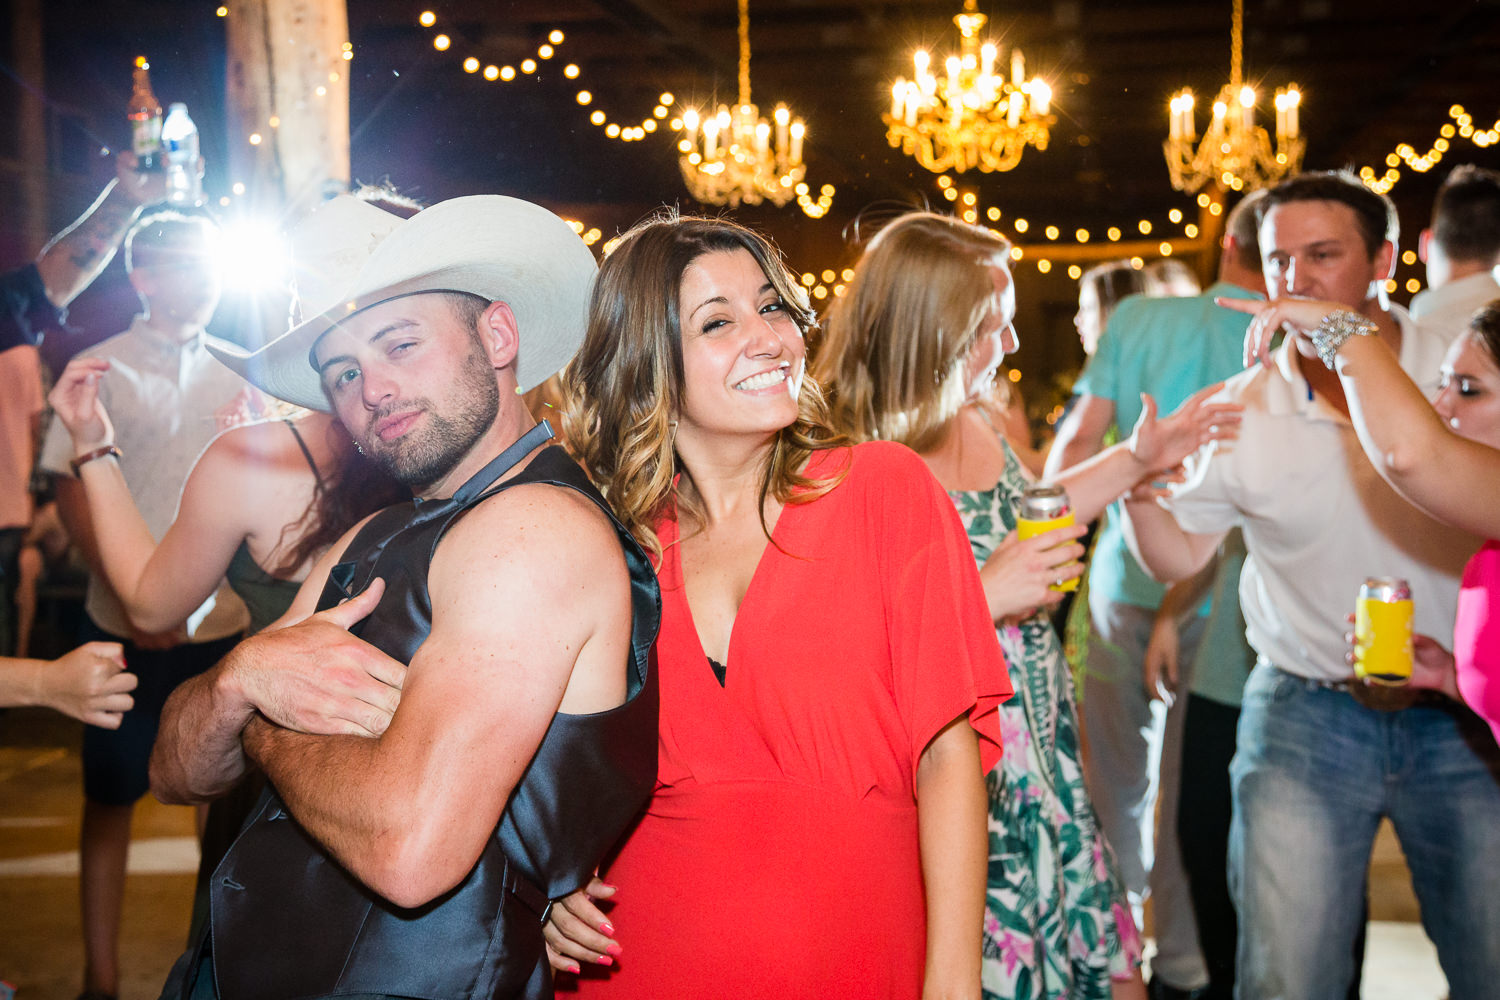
[{"left": 284, "top": 418, "right": 325, "bottom": 490}]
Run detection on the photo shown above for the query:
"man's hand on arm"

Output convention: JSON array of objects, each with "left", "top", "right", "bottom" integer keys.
[
  {"left": 243, "top": 487, "right": 629, "bottom": 910},
  {"left": 149, "top": 574, "right": 401, "bottom": 804}
]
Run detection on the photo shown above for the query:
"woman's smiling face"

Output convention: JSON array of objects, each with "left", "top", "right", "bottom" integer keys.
[{"left": 674, "top": 248, "right": 806, "bottom": 449}]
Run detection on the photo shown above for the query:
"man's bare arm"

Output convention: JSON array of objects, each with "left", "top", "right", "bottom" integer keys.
[
  {"left": 1119, "top": 496, "right": 1224, "bottom": 584},
  {"left": 148, "top": 522, "right": 400, "bottom": 804},
  {"left": 1043, "top": 394, "right": 1115, "bottom": 480},
  {"left": 242, "top": 486, "right": 632, "bottom": 909},
  {"left": 35, "top": 154, "right": 166, "bottom": 308}
]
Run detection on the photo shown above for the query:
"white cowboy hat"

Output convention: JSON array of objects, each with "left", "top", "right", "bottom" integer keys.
[{"left": 209, "top": 194, "right": 596, "bottom": 411}]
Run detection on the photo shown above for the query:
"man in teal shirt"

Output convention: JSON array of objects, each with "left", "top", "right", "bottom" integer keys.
[{"left": 1046, "top": 192, "right": 1265, "bottom": 1000}]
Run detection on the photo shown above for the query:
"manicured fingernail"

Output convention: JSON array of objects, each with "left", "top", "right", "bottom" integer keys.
[
  {"left": 567, "top": 963, "right": 581, "bottom": 974},
  {"left": 596, "top": 955, "right": 614, "bottom": 967},
  {"left": 605, "top": 942, "right": 623, "bottom": 957},
  {"left": 599, "top": 921, "right": 615, "bottom": 936}
]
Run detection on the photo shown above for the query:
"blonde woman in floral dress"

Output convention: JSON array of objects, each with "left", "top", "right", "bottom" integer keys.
[{"left": 816, "top": 211, "right": 1240, "bottom": 999}]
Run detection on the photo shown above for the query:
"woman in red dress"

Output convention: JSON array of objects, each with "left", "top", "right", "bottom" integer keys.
[{"left": 547, "top": 213, "right": 1012, "bottom": 999}]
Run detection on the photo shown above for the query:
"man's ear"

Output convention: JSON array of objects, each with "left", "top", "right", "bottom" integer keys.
[
  {"left": 127, "top": 268, "right": 152, "bottom": 299},
  {"left": 478, "top": 300, "right": 520, "bottom": 370},
  {"left": 1418, "top": 228, "right": 1432, "bottom": 264},
  {"left": 1374, "top": 240, "right": 1397, "bottom": 282}
]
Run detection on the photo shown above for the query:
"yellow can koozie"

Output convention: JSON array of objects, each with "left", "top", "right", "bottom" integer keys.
[
  {"left": 1354, "top": 579, "right": 1413, "bottom": 686},
  {"left": 1016, "top": 510, "right": 1080, "bottom": 592}
]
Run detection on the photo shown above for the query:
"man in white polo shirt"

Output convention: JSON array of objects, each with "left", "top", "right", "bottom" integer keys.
[
  {"left": 1121, "top": 170, "right": 1500, "bottom": 1000},
  {"left": 38, "top": 211, "right": 250, "bottom": 1000}
]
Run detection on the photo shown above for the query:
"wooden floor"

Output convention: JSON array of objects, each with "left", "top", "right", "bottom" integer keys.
[{"left": 0, "top": 706, "right": 1449, "bottom": 999}]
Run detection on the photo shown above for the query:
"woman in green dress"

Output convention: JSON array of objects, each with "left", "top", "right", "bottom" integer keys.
[{"left": 815, "top": 212, "right": 1239, "bottom": 1000}]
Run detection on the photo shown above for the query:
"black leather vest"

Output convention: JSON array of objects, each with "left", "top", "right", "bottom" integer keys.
[{"left": 174, "top": 425, "right": 660, "bottom": 1000}]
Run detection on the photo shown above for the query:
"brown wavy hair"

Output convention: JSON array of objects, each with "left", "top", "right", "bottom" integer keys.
[
  {"left": 814, "top": 212, "right": 1010, "bottom": 450},
  {"left": 1470, "top": 299, "right": 1500, "bottom": 365},
  {"left": 271, "top": 419, "right": 407, "bottom": 576},
  {"left": 562, "top": 212, "right": 846, "bottom": 556}
]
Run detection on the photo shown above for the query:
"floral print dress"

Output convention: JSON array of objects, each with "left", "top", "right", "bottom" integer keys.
[{"left": 950, "top": 440, "right": 1143, "bottom": 1000}]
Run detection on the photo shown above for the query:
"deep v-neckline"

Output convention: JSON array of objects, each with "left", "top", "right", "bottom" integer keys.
[{"left": 670, "top": 505, "right": 793, "bottom": 689}]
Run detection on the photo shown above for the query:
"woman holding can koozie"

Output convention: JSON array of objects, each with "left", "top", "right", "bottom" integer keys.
[
  {"left": 815, "top": 211, "right": 1240, "bottom": 1000},
  {"left": 1235, "top": 296, "right": 1500, "bottom": 743}
]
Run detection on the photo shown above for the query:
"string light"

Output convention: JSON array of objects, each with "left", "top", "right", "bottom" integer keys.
[
  {"left": 1360, "top": 105, "right": 1500, "bottom": 195},
  {"left": 932, "top": 180, "right": 1201, "bottom": 253},
  {"left": 795, "top": 182, "right": 835, "bottom": 219},
  {"left": 414, "top": 12, "right": 691, "bottom": 152},
  {"left": 562, "top": 218, "right": 604, "bottom": 247}
]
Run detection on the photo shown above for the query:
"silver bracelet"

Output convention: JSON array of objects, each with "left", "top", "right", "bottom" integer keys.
[{"left": 1309, "top": 309, "right": 1378, "bottom": 370}]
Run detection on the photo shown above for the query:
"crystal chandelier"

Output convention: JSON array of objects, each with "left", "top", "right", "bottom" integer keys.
[
  {"left": 883, "top": 0, "right": 1053, "bottom": 175},
  {"left": 1163, "top": 0, "right": 1304, "bottom": 193},
  {"left": 676, "top": 0, "right": 805, "bottom": 207}
]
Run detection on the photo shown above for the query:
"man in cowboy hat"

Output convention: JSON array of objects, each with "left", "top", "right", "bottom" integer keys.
[{"left": 144, "top": 194, "right": 660, "bottom": 1000}]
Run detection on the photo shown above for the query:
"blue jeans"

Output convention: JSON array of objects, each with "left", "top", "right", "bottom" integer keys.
[{"left": 1230, "top": 663, "right": 1500, "bottom": 1000}]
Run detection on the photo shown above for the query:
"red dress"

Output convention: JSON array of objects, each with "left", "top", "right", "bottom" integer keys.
[{"left": 569, "top": 442, "right": 1011, "bottom": 999}]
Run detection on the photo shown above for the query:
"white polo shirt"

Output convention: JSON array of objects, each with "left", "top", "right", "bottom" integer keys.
[
  {"left": 1162, "top": 306, "right": 1479, "bottom": 682},
  {"left": 1410, "top": 269, "right": 1500, "bottom": 345}
]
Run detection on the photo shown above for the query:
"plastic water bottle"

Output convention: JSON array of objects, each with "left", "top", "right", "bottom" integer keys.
[{"left": 162, "top": 103, "right": 201, "bottom": 205}]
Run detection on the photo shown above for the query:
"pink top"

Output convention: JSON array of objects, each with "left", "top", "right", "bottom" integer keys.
[
  {"left": 1454, "top": 539, "right": 1500, "bottom": 743},
  {"left": 567, "top": 441, "right": 1010, "bottom": 999}
]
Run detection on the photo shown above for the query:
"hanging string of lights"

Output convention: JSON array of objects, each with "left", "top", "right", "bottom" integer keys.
[
  {"left": 368, "top": 9, "right": 1493, "bottom": 295},
  {"left": 414, "top": 8, "right": 833, "bottom": 217},
  {"left": 1358, "top": 104, "right": 1500, "bottom": 195}
]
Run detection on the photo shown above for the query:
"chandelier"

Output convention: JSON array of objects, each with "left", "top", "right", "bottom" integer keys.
[
  {"left": 1163, "top": 0, "right": 1304, "bottom": 193},
  {"left": 675, "top": 0, "right": 805, "bottom": 207},
  {"left": 883, "top": 0, "right": 1053, "bottom": 175}
]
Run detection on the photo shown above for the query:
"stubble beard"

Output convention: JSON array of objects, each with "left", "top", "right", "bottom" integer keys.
[{"left": 361, "top": 344, "right": 501, "bottom": 492}]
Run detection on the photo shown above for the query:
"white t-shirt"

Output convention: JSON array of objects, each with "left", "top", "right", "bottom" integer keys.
[
  {"left": 1409, "top": 269, "right": 1500, "bottom": 345},
  {"left": 40, "top": 317, "right": 251, "bottom": 641},
  {"left": 1163, "top": 307, "right": 1480, "bottom": 681}
]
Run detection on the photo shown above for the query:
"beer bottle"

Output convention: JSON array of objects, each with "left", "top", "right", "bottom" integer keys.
[{"left": 128, "top": 56, "right": 163, "bottom": 171}]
